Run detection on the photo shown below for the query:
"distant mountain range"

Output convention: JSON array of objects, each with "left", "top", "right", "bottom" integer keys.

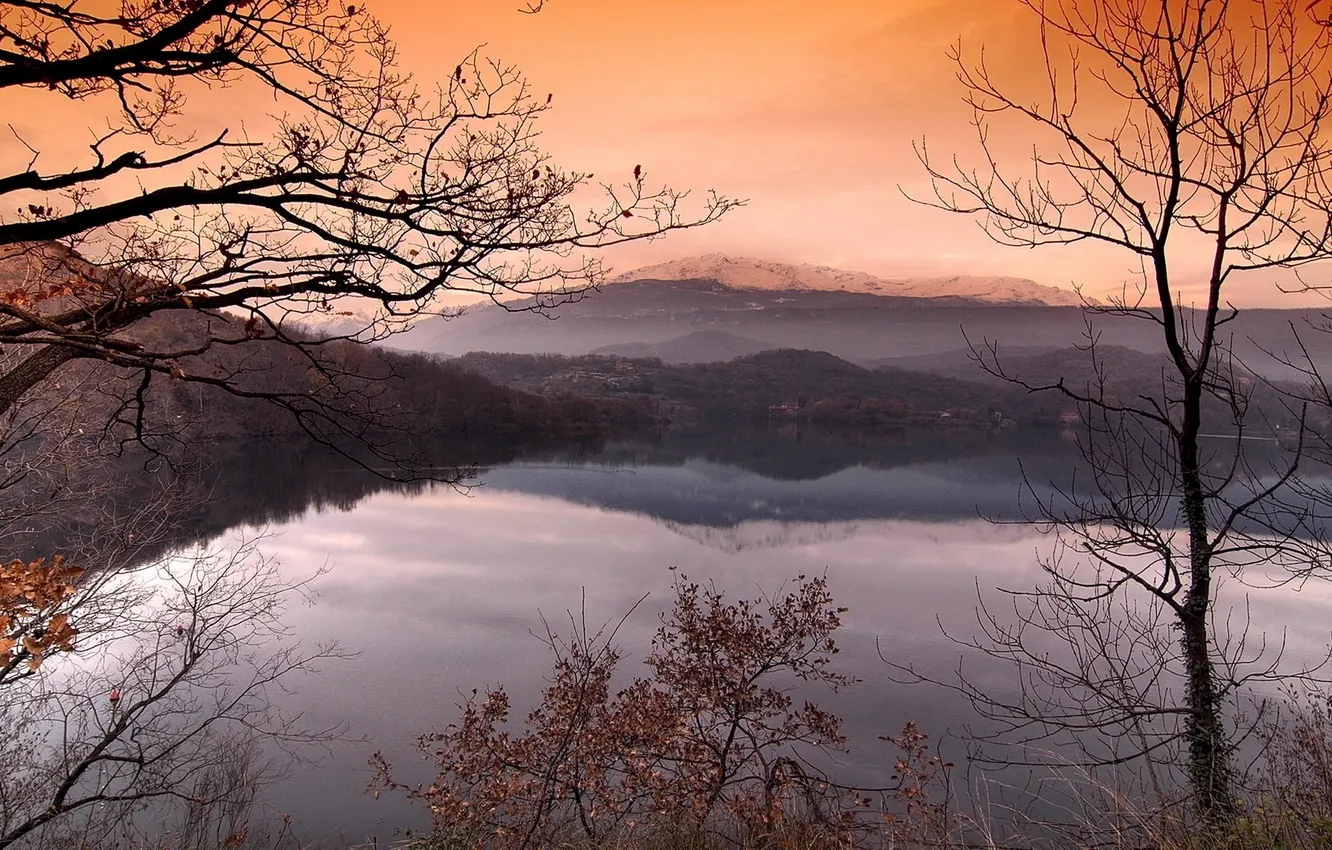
[
  {"left": 610, "top": 254, "right": 1088, "bottom": 306},
  {"left": 390, "top": 255, "right": 1332, "bottom": 380}
]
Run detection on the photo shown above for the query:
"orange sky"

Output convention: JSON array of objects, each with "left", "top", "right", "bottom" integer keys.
[
  {"left": 385, "top": 1, "right": 1037, "bottom": 279},
  {"left": 12, "top": 0, "right": 1332, "bottom": 307},
  {"left": 348, "top": 0, "right": 1332, "bottom": 308}
]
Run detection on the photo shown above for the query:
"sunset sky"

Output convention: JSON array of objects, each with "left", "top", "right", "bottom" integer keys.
[
  {"left": 396, "top": 1, "right": 1049, "bottom": 280},
  {"left": 9, "top": 0, "right": 1332, "bottom": 307},
  {"left": 347, "top": 0, "right": 1332, "bottom": 308}
]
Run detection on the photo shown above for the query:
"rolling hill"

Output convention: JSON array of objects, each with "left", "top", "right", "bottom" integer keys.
[
  {"left": 590, "top": 330, "right": 777, "bottom": 363},
  {"left": 390, "top": 257, "right": 1332, "bottom": 381}
]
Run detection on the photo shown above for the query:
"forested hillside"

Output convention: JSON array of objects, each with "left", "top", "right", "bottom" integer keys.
[
  {"left": 38, "top": 309, "right": 663, "bottom": 446},
  {"left": 457, "top": 347, "right": 1314, "bottom": 432}
]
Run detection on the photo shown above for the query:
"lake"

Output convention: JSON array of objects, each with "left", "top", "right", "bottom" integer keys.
[{"left": 151, "top": 426, "right": 1332, "bottom": 844}]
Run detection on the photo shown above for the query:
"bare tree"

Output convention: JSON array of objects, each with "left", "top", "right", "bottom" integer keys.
[
  {"left": 0, "top": 536, "right": 347, "bottom": 849},
  {"left": 0, "top": 0, "right": 735, "bottom": 428},
  {"left": 909, "top": 0, "right": 1332, "bottom": 822},
  {"left": 0, "top": 5, "right": 737, "bottom": 844}
]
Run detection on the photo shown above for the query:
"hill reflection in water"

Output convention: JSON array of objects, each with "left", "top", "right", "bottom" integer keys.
[
  {"left": 182, "top": 424, "right": 1086, "bottom": 542},
  {"left": 44, "top": 424, "right": 1332, "bottom": 844}
]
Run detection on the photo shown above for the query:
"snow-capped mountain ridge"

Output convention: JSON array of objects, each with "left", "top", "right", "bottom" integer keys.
[{"left": 612, "top": 253, "right": 1086, "bottom": 307}]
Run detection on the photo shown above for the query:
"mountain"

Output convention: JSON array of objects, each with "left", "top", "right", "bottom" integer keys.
[
  {"left": 456, "top": 348, "right": 1017, "bottom": 426},
  {"left": 457, "top": 346, "right": 1317, "bottom": 436},
  {"left": 611, "top": 254, "right": 1088, "bottom": 306},
  {"left": 393, "top": 278, "right": 1116, "bottom": 360},
  {"left": 389, "top": 257, "right": 1332, "bottom": 381},
  {"left": 591, "top": 330, "right": 777, "bottom": 363},
  {"left": 18, "top": 300, "right": 660, "bottom": 452}
]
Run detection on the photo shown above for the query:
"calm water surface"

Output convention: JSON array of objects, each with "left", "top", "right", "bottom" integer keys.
[{"left": 190, "top": 429, "right": 1332, "bottom": 844}]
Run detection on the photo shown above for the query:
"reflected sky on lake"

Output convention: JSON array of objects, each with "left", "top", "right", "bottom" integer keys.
[{"left": 208, "top": 441, "right": 1332, "bottom": 844}]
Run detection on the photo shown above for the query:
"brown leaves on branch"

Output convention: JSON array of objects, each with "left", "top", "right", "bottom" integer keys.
[
  {"left": 372, "top": 574, "right": 857, "bottom": 848},
  {"left": 0, "top": 555, "right": 80, "bottom": 671}
]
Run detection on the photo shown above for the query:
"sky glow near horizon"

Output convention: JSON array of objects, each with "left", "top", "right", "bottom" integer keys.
[
  {"left": 369, "top": 0, "right": 1332, "bottom": 308},
  {"left": 14, "top": 0, "right": 1332, "bottom": 308}
]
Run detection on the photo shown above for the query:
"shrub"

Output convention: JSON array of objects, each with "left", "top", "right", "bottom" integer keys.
[{"left": 372, "top": 575, "right": 857, "bottom": 849}]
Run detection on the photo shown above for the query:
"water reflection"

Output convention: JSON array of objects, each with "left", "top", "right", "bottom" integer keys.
[
  {"left": 254, "top": 489, "right": 1060, "bottom": 842},
  {"left": 68, "top": 426, "right": 1332, "bottom": 843}
]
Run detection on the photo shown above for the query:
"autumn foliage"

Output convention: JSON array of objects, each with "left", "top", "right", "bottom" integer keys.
[
  {"left": 0, "top": 555, "right": 79, "bottom": 678},
  {"left": 372, "top": 575, "right": 859, "bottom": 848}
]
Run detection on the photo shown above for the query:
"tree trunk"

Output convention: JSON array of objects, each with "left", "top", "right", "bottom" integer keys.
[
  {"left": 1178, "top": 383, "right": 1236, "bottom": 821},
  {"left": 0, "top": 344, "right": 83, "bottom": 417}
]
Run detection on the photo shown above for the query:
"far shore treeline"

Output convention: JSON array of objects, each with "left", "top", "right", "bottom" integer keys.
[{"left": 69, "top": 305, "right": 1313, "bottom": 439}]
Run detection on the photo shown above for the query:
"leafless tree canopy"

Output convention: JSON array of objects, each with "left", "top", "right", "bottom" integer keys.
[
  {"left": 0, "top": 0, "right": 735, "bottom": 418},
  {"left": 0, "top": 538, "right": 348, "bottom": 850},
  {"left": 909, "top": 0, "right": 1332, "bottom": 823},
  {"left": 0, "top": 4, "right": 736, "bottom": 846}
]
